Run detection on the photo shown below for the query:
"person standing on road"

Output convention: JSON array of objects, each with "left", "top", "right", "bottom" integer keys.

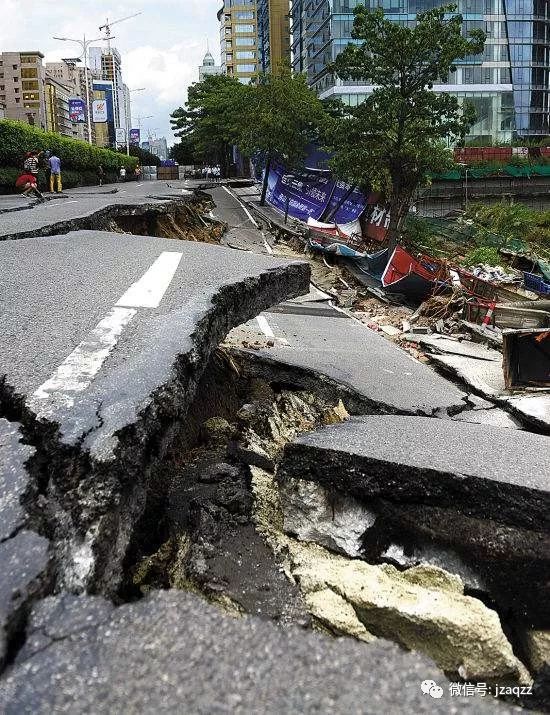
[
  {"left": 48, "top": 153, "right": 62, "bottom": 193},
  {"left": 42, "top": 150, "right": 51, "bottom": 189},
  {"left": 119, "top": 165, "right": 126, "bottom": 182},
  {"left": 97, "top": 164, "right": 104, "bottom": 186}
]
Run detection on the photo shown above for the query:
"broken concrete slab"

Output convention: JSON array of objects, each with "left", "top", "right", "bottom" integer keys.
[
  {"left": 278, "top": 415, "right": 550, "bottom": 532},
  {"left": 0, "top": 420, "right": 33, "bottom": 541},
  {"left": 15, "top": 594, "right": 115, "bottom": 664},
  {"left": 289, "top": 542, "right": 530, "bottom": 684},
  {"left": 428, "top": 354, "right": 550, "bottom": 430},
  {"left": 429, "top": 353, "right": 505, "bottom": 396},
  {"left": 0, "top": 230, "right": 310, "bottom": 595},
  {"left": 230, "top": 312, "right": 468, "bottom": 416},
  {"left": 506, "top": 393, "right": 550, "bottom": 431},
  {"left": 402, "top": 334, "right": 502, "bottom": 361},
  {"left": 0, "top": 589, "right": 513, "bottom": 713},
  {"left": 281, "top": 477, "right": 375, "bottom": 558},
  {"left": 0, "top": 531, "right": 51, "bottom": 668}
]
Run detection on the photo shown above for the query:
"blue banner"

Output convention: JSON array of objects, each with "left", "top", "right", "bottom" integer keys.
[
  {"left": 68, "top": 98, "right": 86, "bottom": 123},
  {"left": 130, "top": 128, "right": 141, "bottom": 145},
  {"left": 265, "top": 162, "right": 367, "bottom": 224}
]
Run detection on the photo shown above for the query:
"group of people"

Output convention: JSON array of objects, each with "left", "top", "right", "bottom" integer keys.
[
  {"left": 15, "top": 152, "right": 141, "bottom": 200},
  {"left": 15, "top": 150, "right": 63, "bottom": 201}
]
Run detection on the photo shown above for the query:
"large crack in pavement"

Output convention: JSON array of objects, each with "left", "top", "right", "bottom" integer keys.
[{"left": 1, "top": 184, "right": 548, "bottom": 712}]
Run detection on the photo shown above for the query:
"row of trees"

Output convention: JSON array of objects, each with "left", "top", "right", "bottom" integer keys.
[{"left": 170, "top": 5, "right": 485, "bottom": 249}]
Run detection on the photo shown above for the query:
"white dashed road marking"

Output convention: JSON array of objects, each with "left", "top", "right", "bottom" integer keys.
[
  {"left": 222, "top": 185, "right": 259, "bottom": 228},
  {"left": 29, "top": 251, "right": 183, "bottom": 417}
]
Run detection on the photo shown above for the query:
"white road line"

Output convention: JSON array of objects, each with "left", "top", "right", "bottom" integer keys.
[
  {"left": 262, "top": 232, "right": 273, "bottom": 254},
  {"left": 256, "top": 314, "right": 290, "bottom": 347},
  {"left": 222, "top": 185, "right": 259, "bottom": 228},
  {"left": 117, "top": 251, "right": 183, "bottom": 308},
  {"left": 29, "top": 251, "right": 183, "bottom": 417},
  {"left": 29, "top": 307, "right": 137, "bottom": 416},
  {"left": 63, "top": 200, "right": 79, "bottom": 205},
  {"left": 256, "top": 315, "right": 275, "bottom": 339}
]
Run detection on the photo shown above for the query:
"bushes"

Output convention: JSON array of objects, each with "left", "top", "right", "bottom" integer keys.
[{"left": 0, "top": 119, "right": 137, "bottom": 174}]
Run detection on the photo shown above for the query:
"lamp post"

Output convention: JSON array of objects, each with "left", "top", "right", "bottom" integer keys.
[
  {"left": 458, "top": 162, "right": 470, "bottom": 211},
  {"left": 53, "top": 35, "right": 102, "bottom": 145},
  {"left": 126, "top": 88, "right": 145, "bottom": 156}
]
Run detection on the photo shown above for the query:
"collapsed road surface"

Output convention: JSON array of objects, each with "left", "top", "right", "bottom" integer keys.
[{"left": 0, "top": 181, "right": 545, "bottom": 713}]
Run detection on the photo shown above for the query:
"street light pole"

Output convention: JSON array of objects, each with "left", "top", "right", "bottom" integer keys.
[
  {"left": 53, "top": 34, "right": 102, "bottom": 145},
  {"left": 126, "top": 88, "right": 145, "bottom": 156}
]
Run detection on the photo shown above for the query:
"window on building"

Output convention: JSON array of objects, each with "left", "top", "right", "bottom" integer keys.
[
  {"left": 235, "top": 24, "right": 255, "bottom": 33},
  {"left": 237, "top": 64, "right": 257, "bottom": 72},
  {"left": 235, "top": 11, "right": 254, "bottom": 19},
  {"left": 235, "top": 37, "right": 255, "bottom": 46},
  {"left": 236, "top": 51, "right": 256, "bottom": 59}
]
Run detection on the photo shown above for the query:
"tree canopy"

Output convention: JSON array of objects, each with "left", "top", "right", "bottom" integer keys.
[
  {"left": 326, "top": 4, "right": 486, "bottom": 249},
  {"left": 170, "top": 74, "right": 249, "bottom": 178},
  {"left": 236, "top": 69, "right": 325, "bottom": 204}
]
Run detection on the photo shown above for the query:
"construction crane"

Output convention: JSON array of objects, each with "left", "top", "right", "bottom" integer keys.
[{"left": 99, "top": 12, "right": 142, "bottom": 51}]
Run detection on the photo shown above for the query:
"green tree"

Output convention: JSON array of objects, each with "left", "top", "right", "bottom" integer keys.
[
  {"left": 170, "top": 136, "right": 196, "bottom": 166},
  {"left": 170, "top": 75, "right": 249, "bottom": 178},
  {"left": 327, "top": 5, "right": 486, "bottom": 251},
  {"left": 236, "top": 69, "right": 325, "bottom": 205}
]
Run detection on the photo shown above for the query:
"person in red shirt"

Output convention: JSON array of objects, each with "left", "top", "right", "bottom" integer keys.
[{"left": 15, "top": 173, "right": 45, "bottom": 201}]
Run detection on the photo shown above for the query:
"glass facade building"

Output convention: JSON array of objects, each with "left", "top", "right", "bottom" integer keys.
[{"left": 290, "top": 0, "right": 550, "bottom": 141}]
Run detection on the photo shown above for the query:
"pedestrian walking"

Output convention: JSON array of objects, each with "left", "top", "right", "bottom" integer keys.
[
  {"left": 48, "top": 153, "right": 62, "bottom": 193},
  {"left": 97, "top": 165, "right": 104, "bottom": 186},
  {"left": 15, "top": 173, "right": 46, "bottom": 201},
  {"left": 119, "top": 166, "right": 126, "bottom": 182}
]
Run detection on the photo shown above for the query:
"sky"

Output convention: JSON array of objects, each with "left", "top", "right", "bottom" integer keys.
[{"left": 0, "top": 0, "right": 222, "bottom": 146}]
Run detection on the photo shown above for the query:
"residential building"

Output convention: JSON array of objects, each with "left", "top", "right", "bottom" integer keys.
[
  {"left": 0, "top": 51, "right": 47, "bottom": 130},
  {"left": 46, "top": 60, "right": 95, "bottom": 143},
  {"left": 199, "top": 50, "right": 224, "bottom": 81},
  {"left": 218, "top": 0, "right": 259, "bottom": 83},
  {"left": 257, "top": 0, "right": 291, "bottom": 73},
  {"left": 291, "top": 0, "right": 550, "bottom": 142}
]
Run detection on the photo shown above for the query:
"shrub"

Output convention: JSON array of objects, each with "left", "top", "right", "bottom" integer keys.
[
  {"left": 462, "top": 246, "right": 502, "bottom": 267},
  {"left": 0, "top": 119, "right": 137, "bottom": 173}
]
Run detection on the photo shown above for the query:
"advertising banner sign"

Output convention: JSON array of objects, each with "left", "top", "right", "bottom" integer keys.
[
  {"left": 115, "top": 127, "right": 126, "bottom": 145},
  {"left": 265, "top": 162, "right": 368, "bottom": 225},
  {"left": 68, "top": 98, "right": 86, "bottom": 123},
  {"left": 92, "top": 99, "right": 107, "bottom": 123},
  {"left": 129, "top": 128, "right": 141, "bottom": 145}
]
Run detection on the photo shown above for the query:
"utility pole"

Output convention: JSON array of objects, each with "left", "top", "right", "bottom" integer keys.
[
  {"left": 53, "top": 34, "right": 102, "bottom": 145},
  {"left": 126, "top": 88, "right": 145, "bottom": 156}
]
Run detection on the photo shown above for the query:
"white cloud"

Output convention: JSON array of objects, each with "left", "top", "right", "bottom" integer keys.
[{"left": 0, "top": 0, "right": 222, "bottom": 144}]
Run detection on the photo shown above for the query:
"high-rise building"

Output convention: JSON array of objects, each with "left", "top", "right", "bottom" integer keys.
[
  {"left": 218, "top": 1, "right": 259, "bottom": 83},
  {"left": 199, "top": 50, "right": 224, "bottom": 81},
  {"left": 0, "top": 51, "right": 47, "bottom": 130},
  {"left": 291, "top": 0, "right": 550, "bottom": 142},
  {"left": 148, "top": 136, "right": 169, "bottom": 161},
  {"left": 46, "top": 60, "right": 95, "bottom": 143},
  {"left": 257, "top": 0, "right": 291, "bottom": 73},
  {"left": 89, "top": 46, "right": 131, "bottom": 142}
]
